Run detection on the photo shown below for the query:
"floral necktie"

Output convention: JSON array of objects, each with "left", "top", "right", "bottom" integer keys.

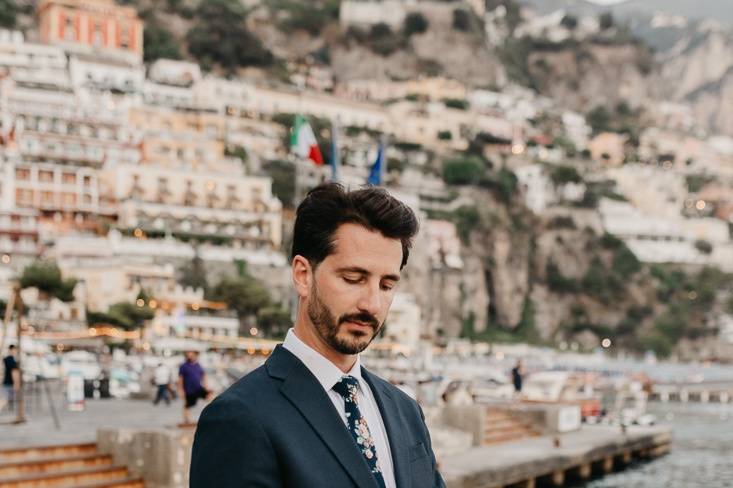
[{"left": 332, "top": 375, "right": 386, "bottom": 488}]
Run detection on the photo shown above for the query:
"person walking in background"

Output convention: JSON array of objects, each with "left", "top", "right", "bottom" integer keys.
[
  {"left": 511, "top": 359, "right": 523, "bottom": 398},
  {"left": 152, "top": 362, "right": 171, "bottom": 406},
  {"left": 178, "top": 351, "right": 209, "bottom": 424},
  {"left": 2, "top": 345, "right": 20, "bottom": 412}
]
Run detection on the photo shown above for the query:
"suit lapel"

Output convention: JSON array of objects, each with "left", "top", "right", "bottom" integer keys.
[
  {"left": 267, "top": 346, "right": 379, "bottom": 488},
  {"left": 362, "top": 368, "right": 411, "bottom": 488}
]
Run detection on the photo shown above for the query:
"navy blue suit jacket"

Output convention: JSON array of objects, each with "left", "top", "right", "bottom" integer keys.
[{"left": 190, "top": 345, "right": 445, "bottom": 487}]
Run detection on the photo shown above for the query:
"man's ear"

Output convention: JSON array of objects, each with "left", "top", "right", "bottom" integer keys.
[{"left": 292, "top": 255, "right": 312, "bottom": 299}]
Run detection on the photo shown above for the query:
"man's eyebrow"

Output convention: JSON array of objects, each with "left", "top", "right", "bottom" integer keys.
[{"left": 335, "top": 266, "right": 401, "bottom": 282}]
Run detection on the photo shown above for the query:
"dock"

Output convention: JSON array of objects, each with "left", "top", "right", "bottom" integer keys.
[{"left": 441, "top": 424, "right": 671, "bottom": 488}]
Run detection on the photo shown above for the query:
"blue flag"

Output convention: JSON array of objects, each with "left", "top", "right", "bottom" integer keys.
[
  {"left": 367, "top": 142, "right": 384, "bottom": 186},
  {"left": 330, "top": 119, "right": 339, "bottom": 182}
]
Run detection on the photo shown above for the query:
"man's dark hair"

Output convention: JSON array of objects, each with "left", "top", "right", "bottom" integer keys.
[
  {"left": 8, "top": 345, "right": 15, "bottom": 350},
  {"left": 292, "top": 183, "right": 419, "bottom": 269}
]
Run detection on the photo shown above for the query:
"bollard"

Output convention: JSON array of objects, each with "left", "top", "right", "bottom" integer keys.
[
  {"left": 551, "top": 470, "right": 565, "bottom": 486},
  {"left": 603, "top": 456, "right": 614, "bottom": 473}
]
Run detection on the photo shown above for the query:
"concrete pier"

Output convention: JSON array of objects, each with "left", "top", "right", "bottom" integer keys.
[{"left": 441, "top": 424, "right": 671, "bottom": 488}]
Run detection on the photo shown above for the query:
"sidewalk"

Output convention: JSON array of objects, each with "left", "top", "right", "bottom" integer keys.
[{"left": 0, "top": 396, "right": 207, "bottom": 449}]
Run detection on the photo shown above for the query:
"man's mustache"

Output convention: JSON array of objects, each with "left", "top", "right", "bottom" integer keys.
[{"left": 338, "top": 313, "right": 379, "bottom": 329}]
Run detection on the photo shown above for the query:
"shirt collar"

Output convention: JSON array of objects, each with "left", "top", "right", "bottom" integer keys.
[{"left": 282, "top": 328, "right": 363, "bottom": 392}]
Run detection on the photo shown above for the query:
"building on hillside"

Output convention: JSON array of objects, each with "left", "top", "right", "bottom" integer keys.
[
  {"left": 339, "top": 0, "right": 414, "bottom": 29},
  {"left": 0, "top": 209, "right": 42, "bottom": 258},
  {"left": 0, "top": 154, "right": 115, "bottom": 233},
  {"left": 515, "top": 164, "right": 554, "bottom": 214},
  {"left": 599, "top": 198, "right": 733, "bottom": 271},
  {"left": 37, "top": 0, "right": 143, "bottom": 63},
  {"left": 102, "top": 163, "right": 282, "bottom": 249},
  {"left": 147, "top": 59, "right": 201, "bottom": 87},
  {"left": 0, "top": 30, "right": 69, "bottom": 88},
  {"left": 337, "top": 77, "right": 467, "bottom": 103},
  {"left": 20, "top": 286, "right": 87, "bottom": 332},
  {"left": 0, "top": 79, "right": 141, "bottom": 168},
  {"left": 588, "top": 132, "right": 626, "bottom": 166},
  {"left": 68, "top": 52, "right": 144, "bottom": 93},
  {"left": 379, "top": 292, "right": 421, "bottom": 352}
]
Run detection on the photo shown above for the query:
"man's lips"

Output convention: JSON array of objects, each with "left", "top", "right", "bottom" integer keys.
[{"left": 343, "top": 320, "right": 376, "bottom": 329}]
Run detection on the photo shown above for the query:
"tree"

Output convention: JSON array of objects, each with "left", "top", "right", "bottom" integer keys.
[
  {"left": 262, "top": 159, "right": 296, "bottom": 207},
  {"left": 443, "top": 156, "right": 484, "bottom": 185},
  {"left": 452, "top": 9, "right": 471, "bottom": 32},
  {"left": 599, "top": 12, "right": 614, "bottom": 30},
  {"left": 368, "top": 22, "right": 403, "bottom": 56},
  {"left": 20, "top": 260, "right": 77, "bottom": 302},
  {"left": 209, "top": 275, "right": 271, "bottom": 321},
  {"left": 586, "top": 105, "right": 612, "bottom": 135},
  {"left": 695, "top": 239, "right": 713, "bottom": 255},
  {"left": 549, "top": 165, "right": 582, "bottom": 185},
  {"left": 0, "top": 0, "right": 17, "bottom": 28},
  {"left": 87, "top": 301, "right": 154, "bottom": 330},
  {"left": 280, "top": 3, "right": 334, "bottom": 36},
  {"left": 442, "top": 98, "right": 469, "bottom": 110},
  {"left": 403, "top": 12, "right": 428, "bottom": 37},
  {"left": 186, "top": 0, "right": 274, "bottom": 71},
  {"left": 179, "top": 253, "right": 209, "bottom": 293},
  {"left": 143, "top": 21, "right": 181, "bottom": 62},
  {"left": 257, "top": 305, "right": 291, "bottom": 338},
  {"left": 560, "top": 14, "right": 578, "bottom": 30}
]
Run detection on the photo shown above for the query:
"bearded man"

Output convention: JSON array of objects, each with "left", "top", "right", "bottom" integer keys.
[{"left": 191, "top": 183, "right": 445, "bottom": 488}]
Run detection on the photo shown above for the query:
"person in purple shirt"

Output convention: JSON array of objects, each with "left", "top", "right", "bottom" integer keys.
[{"left": 178, "top": 351, "right": 209, "bottom": 424}]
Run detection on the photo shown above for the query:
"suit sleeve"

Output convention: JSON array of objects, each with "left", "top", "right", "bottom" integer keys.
[
  {"left": 190, "top": 396, "right": 281, "bottom": 487},
  {"left": 418, "top": 404, "right": 447, "bottom": 488}
]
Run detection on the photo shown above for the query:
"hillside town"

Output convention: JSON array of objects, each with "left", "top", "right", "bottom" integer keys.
[{"left": 0, "top": 1, "right": 733, "bottom": 486}]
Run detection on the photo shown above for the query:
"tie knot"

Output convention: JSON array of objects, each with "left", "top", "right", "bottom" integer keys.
[{"left": 332, "top": 375, "right": 359, "bottom": 400}]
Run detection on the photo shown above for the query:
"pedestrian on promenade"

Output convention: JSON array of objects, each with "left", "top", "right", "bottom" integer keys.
[
  {"left": 152, "top": 362, "right": 171, "bottom": 406},
  {"left": 512, "top": 359, "right": 523, "bottom": 398},
  {"left": 2, "top": 345, "right": 19, "bottom": 412},
  {"left": 191, "top": 183, "right": 446, "bottom": 487},
  {"left": 178, "top": 351, "right": 209, "bottom": 424}
]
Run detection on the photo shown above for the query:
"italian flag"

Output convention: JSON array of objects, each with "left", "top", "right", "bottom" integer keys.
[{"left": 290, "top": 114, "right": 324, "bottom": 165}]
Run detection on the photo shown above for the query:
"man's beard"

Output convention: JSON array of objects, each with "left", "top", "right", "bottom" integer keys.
[{"left": 307, "top": 282, "right": 382, "bottom": 355}]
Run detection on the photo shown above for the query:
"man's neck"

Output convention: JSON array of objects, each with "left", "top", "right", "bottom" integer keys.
[{"left": 292, "top": 323, "right": 357, "bottom": 374}]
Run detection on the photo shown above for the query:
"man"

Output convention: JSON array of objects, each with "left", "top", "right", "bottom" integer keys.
[
  {"left": 191, "top": 183, "right": 445, "bottom": 487},
  {"left": 178, "top": 351, "right": 208, "bottom": 424},
  {"left": 511, "top": 360, "right": 523, "bottom": 397},
  {"left": 2, "top": 345, "right": 19, "bottom": 411},
  {"left": 152, "top": 362, "right": 171, "bottom": 406}
]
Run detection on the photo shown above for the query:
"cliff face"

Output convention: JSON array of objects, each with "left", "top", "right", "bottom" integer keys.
[
  {"left": 659, "top": 29, "right": 733, "bottom": 136},
  {"left": 525, "top": 41, "right": 655, "bottom": 111}
]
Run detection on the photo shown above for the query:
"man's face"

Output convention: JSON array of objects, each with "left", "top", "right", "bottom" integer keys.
[
  {"left": 185, "top": 351, "right": 197, "bottom": 362},
  {"left": 306, "top": 223, "right": 403, "bottom": 355}
]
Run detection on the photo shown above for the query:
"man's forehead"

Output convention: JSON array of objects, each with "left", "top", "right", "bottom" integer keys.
[{"left": 328, "top": 224, "right": 403, "bottom": 272}]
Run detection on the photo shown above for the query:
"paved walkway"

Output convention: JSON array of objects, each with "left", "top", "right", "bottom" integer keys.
[
  {"left": 441, "top": 424, "right": 672, "bottom": 487},
  {"left": 0, "top": 393, "right": 207, "bottom": 449}
]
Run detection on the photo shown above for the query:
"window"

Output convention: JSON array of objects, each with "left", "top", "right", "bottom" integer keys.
[
  {"left": 120, "top": 25, "right": 130, "bottom": 49},
  {"left": 64, "top": 17, "right": 75, "bottom": 41},
  {"left": 62, "top": 172, "right": 75, "bottom": 184},
  {"left": 92, "top": 21, "right": 103, "bottom": 47},
  {"left": 39, "top": 170, "right": 54, "bottom": 182},
  {"left": 14, "top": 169, "right": 30, "bottom": 180}
]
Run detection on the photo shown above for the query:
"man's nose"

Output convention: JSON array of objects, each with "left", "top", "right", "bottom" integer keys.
[{"left": 356, "top": 282, "right": 381, "bottom": 316}]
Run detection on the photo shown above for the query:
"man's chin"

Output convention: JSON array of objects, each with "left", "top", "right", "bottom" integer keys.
[{"left": 331, "top": 330, "right": 374, "bottom": 355}]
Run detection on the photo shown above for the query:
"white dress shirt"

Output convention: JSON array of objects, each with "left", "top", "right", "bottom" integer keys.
[{"left": 283, "top": 328, "right": 396, "bottom": 488}]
